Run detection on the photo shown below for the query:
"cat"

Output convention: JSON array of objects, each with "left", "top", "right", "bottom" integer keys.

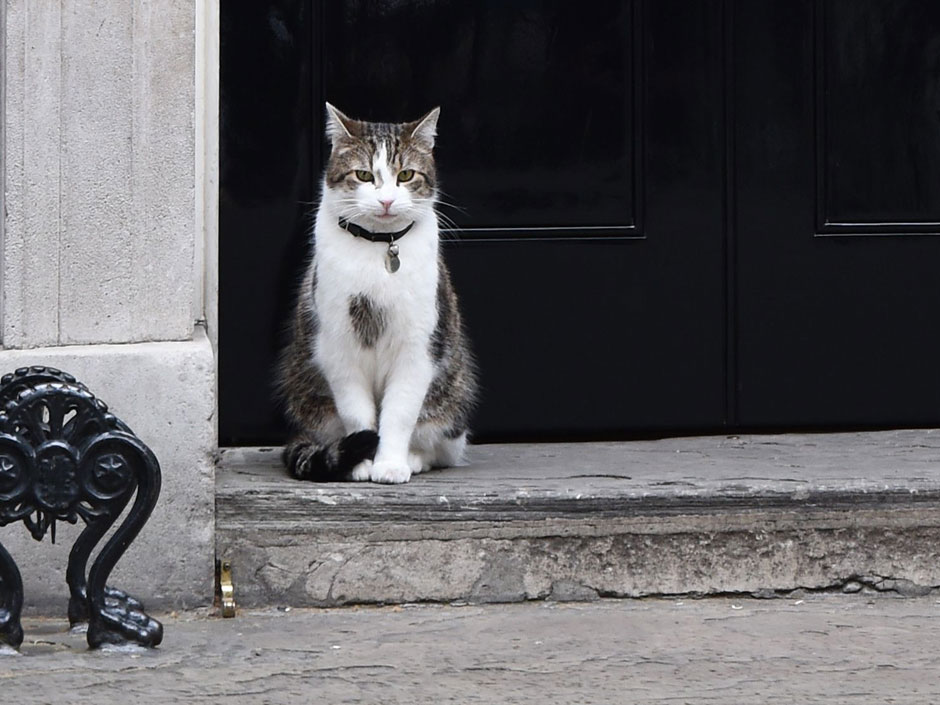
[{"left": 277, "top": 103, "right": 477, "bottom": 484}]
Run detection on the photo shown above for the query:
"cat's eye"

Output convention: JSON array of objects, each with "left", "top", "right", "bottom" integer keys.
[
  {"left": 355, "top": 170, "right": 374, "bottom": 182},
  {"left": 397, "top": 169, "right": 415, "bottom": 183}
]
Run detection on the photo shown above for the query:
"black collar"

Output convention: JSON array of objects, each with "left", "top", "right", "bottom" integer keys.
[{"left": 338, "top": 218, "right": 415, "bottom": 243}]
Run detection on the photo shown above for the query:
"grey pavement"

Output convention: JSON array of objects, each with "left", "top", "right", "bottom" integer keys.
[{"left": 3, "top": 595, "right": 940, "bottom": 704}]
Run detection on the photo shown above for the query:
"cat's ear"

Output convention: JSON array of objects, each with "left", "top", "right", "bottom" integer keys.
[
  {"left": 325, "top": 102, "right": 358, "bottom": 145},
  {"left": 408, "top": 107, "right": 441, "bottom": 150}
]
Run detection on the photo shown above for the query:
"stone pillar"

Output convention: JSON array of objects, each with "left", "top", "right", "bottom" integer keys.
[{"left": 0, "top": 0, "right": 217, "bottom": 610}]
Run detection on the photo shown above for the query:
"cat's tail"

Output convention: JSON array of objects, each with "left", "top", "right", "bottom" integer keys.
[{"left": 283, "top": 430, "right": 379, "bottom": 481}]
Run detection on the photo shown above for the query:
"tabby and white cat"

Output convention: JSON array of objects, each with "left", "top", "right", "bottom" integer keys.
[{"left": 278, "top": 104, "right": 477, "bottom": 484}]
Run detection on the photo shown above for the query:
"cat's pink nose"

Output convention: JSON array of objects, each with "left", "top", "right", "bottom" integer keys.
[{"left": 379, "top": 199, "right": 395, "bottom": 213}]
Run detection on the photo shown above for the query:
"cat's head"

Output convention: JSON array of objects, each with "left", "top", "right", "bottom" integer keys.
[{"left": 322, "top": 103, "right": 439, "bottom": 228}]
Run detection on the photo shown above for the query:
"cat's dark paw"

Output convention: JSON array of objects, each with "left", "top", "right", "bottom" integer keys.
[{"left": 339, "top": 430, "right": 379, "bottom": 470}]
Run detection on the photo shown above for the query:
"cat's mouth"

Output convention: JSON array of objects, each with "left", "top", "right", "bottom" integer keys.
[{"left": 373, "top": 209, "right": 412, "bottom": 223}]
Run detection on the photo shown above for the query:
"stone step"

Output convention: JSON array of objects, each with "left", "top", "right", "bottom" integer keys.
[{"left": 215, "top": 430, "right": 940, "bottom": 607}]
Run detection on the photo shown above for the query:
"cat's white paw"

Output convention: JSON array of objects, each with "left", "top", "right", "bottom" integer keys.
[
  {"left": 350, "top": 459, "right": 373, "bottom": 482},
  {"left": 370, "top": 460, "right": 412, "bottom": 484},
  {"left": 408, "top": 452, "right": 431, "bottom": 475}
]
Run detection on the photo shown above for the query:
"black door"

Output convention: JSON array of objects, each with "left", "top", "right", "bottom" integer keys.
[{"left": 219, "top": 0, "right": 940, "bottom": 446}]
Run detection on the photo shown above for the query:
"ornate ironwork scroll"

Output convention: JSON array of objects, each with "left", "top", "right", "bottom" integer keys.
[{"left": 0, "top": 367, "right": 163, "bottom": 649}]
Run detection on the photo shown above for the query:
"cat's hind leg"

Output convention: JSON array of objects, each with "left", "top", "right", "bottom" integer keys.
[
  {"left": 407, "top": 452, "right": 430, "bottom": 475},
  {"left": 433, "top": 430, "right": 468, "bottom": 468},
  {"left": 407, "top": 422, "right": 441, "bottom": 476},
  {"left": 349, "top": 459, "right": 373, "bottom": 482},
  {"left": 409, "top": 424, "right": 469, "bottom": 473}
]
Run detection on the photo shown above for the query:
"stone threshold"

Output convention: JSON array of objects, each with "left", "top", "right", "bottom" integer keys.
[{"left": 216, "top": 430, "right": 940, "bottom": 607}]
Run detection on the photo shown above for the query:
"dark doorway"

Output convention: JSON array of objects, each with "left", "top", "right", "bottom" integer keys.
[{"left": 219, "top": 0, "right": 940, "bottom": 446}]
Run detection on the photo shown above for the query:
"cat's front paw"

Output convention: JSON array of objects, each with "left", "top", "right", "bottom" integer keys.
[
  {"left": 370, "top": 460, "right": 412, "bottom": 484},
  {"left": 350, "top": 459, "right": 373, "bottom": 482}
]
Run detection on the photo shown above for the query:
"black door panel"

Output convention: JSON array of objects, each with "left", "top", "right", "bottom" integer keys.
[
  {"left": 220, "top": 0, "right": 314, "bottom": 445},
  {"left": 734, "top": 0, "right": 940, "bottom": 427},
  {"left": 325, "top": 0, "right": 641, "bottom": 234},
  {"left": 819, "top": 0, "right": 940, "bottom": 230}
]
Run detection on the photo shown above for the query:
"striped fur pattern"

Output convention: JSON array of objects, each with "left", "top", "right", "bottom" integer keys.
[{"left": 277, "top": 104, "right": 477, "bottom": 484}]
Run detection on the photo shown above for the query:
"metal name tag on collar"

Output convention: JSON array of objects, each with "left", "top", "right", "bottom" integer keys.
[{"left": 386, "top": 243, "right": 401, "bottom": 273}]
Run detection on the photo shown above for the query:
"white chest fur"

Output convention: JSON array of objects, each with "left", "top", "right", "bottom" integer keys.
[
  {"left": 314, "top": 214, "right": 439, "bottom": 330},
  {"left": 311, "top": 203, "right": 440, "bottom": 393}
]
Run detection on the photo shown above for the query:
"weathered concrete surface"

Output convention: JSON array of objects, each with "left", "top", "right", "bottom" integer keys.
[
  {"left": 217, "top": 431, "right": 940, "bottom": 606},
  {"left": 3, "top": 596, "right": 940, "bottom": 704},
  {"left": 2, "top": 0, "right": 197, "bottom": 347},
  {"left": 0, "top": 331, "right": 216, "bottom": 612}
]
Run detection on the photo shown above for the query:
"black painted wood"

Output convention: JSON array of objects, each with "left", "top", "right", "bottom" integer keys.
[
  {"left": 734, "top": 0, "right": 940, "bottom": 427},
  {"left": 324, "top": 0, "right": 640, "bottom": 235},
  {"left": 219, "top": 0, "right": 315, "bottom": 444},
  {"left": 818, "top": 0, "right": 940, "bottom": 232}
]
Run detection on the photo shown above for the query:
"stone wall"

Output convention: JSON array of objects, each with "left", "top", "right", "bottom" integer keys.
[{"left": 0, "top": 0, "right": 217, "bottom": 611}]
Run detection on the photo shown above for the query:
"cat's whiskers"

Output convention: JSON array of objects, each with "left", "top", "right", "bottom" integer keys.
[
  {"left": 419, "top": 196, "right": 465, "bottom": 241},
  {"left": 436, "top": 203, "right": 468, "bottom": 220},
  {"left": 331, "top": 199, "right": 364, "bottom": 215},
  {"left": 436, "top": 212, "right": 459, "bottom": 230},
  {"left": 437, "top": 218, "right": 465, "bottom": 242},
  {"left": 435, "top": 189, "right": 468, "bottom": 214},
  {"left": 435, "top": 210, "right": 464, "bottom": 237}
]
